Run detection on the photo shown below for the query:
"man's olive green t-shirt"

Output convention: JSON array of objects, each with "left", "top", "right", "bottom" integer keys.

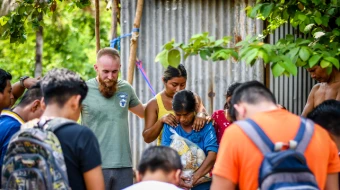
[{"left": 81, "top": 78, "right": 141, "bottom": 168}]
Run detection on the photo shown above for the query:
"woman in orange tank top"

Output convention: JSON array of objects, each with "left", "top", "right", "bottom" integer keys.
[{"left": 143, "top": 64, "right": 209, "bottom": 145}]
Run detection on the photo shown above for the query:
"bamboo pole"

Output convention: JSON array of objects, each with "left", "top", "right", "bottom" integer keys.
[
  {"left": 127, "top": 0, "right": 144, "bottom": 84},
  {"left": 95, "top": 0, "right": 100, "bottom": 53},
  {"left": 111, "top": 0, "right": 118, "bottom": 40}
]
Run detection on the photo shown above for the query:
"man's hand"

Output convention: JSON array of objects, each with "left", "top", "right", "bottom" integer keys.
[{"left": 160, "top": 113, "right": 178, "bottom": 127}]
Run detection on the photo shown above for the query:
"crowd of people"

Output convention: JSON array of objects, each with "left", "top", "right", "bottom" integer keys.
[{"left": 0, "top": 47, "right": 340, "bottom": 190}]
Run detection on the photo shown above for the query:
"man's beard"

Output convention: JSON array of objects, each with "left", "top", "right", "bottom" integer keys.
[{"left": 98, "top": 77, "right": 118, "bottom": 98}]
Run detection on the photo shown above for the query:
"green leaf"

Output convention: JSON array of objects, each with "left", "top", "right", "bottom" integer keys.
[
  {"left": 249, "top": 4, "right": 263, "bottom": 18},
  {"left": 297, "top": 40, "right": 311, "bottom": 45},
  {"left": 285, "top": 34, "right": 294, "bottom": 42},
  {"left": 167, "top": 49, "right": 181, "bottom": 68},
  {"left": 18, "top": 6, "right": 26, "bottom": 14},
  {"left": 214, "top": 39, "right": 224, "bottom": 46},
  {"left": 308, "top": 54, "right": 322, "bottom": 68},
  {"left": 296, "top": 58, "right": 307, "bottom": 67},
  {"left": 199, "top": 50, "right": 210, "bottom": 61},
  {"left": 324, "top": 57, "right": 339, "bottom": 70},
  {"left": 271, "top": 62, "right": 285, "bottom": 77},
  {"left": 320, "top": 60, "right": 330, "bottom": 68},
  {"left": 314, "top": 17, "right": 322, "bottom": 25},
  {"left": 258, "top": 49, "right": 269, "bottom": 63},
  {"left": 287, "top": 47, "right": 300, "bottom": 58},
  {"left": 299, "top": 46, "right": 311, "bottom": 61},
  {"left": 336, "top": 17, "right": 340, "bottom": 26},
  {"left": 298, "top": 13, "right": 307, "bottom": 21},
  {"left": 279, "top": 56, "right": 298, "bottom": 75},
  {"left": 0, "top": 17, "right": 8, "bottom": 26},
  {"left": 245, "top": 48, "right": 259, "bottom": 65},
  {"left": 260, "top": 3, "right": 274, "bottom": 19},
  {"left": 326, "top": 66, "right": 333, "bottom": 75},
  {"left": 155, "top": 50, "right": 168, "bottom": 68},
  {"left": 163, "top": 40, "right": 174, "bottom": 50}
]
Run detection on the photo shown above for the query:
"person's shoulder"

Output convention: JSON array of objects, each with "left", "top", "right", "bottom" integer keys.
[
  {"left": 118, "top": 79, "right": 131, "bottom": 87},
  {"left": 212, "top": 109, "right": 224, "bottom": 117},
  {"left": 311, "top": 83, "right": 321, "bottom": 90},
  {"left": 86, "top": 78, "right": 96, "bottom": 84},
  {"left": 124, "top": 181, "right": 181, "bottom": 190},
  {"left": 202, "top": 122, "right": 215, "bottom": 131},
  {"left": 61, "top": 123, "right": 94, "bottom": 135},
  {"left": 146, "top": 97, "right": 157, "bottom": 109}
]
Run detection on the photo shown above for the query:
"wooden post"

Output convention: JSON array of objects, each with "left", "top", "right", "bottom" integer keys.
[
  {"left": 127, "top": 0, "right": 144, "bottom": 84},
  {"left": 95, "top": 0, "right": 100, "bottom": 53},
  {"left": 111, "top": 0, "right": 118, "bottom": 40}
]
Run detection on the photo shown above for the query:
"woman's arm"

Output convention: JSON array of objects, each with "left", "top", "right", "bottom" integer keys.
[
  {"left": 192, "top": 151, "right": 217, "bottom": 186},
  {"left": 143, "top": 99, "right": 177, "bottom": 143},
  {"left": 193, "top": 94, "right": 211, "bottom": 131}
]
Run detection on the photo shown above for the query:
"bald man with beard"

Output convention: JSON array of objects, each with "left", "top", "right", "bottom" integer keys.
[
  {"left": 81, "top": 47, "right": 145, "bottom": 190},
  {"left": 302, "top": 65, "right": 340, "bottom": 117}
]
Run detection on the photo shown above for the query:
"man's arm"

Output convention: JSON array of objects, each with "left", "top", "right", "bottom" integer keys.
[
  {"left": 11, "top": 78, "right": 39, "bottom": 106},
  {"left": 129, "top": 103, "right": 145, "bottom": 118},
  {"left": 325, "top": 173, "right": 339, "bottom": 190},
  {"left": 211, "top": 175, "right": 236, "bottom": 190},
  {"left": 83, "top": 166, "right": 105, "bottom": 190},
  {"left": 301, "top": 84, "right": 319, "bottom": 117}
]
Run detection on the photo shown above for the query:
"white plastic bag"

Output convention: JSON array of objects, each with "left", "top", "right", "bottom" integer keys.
[{"left": 169, "top": 128, "right": 206, "bottom": 170}]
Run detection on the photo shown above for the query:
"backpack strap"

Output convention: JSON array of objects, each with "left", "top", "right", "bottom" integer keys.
[
  {"left": 39, "top": 117, "right": 77, "bottom": 132},
  {"left": 236, "top": 119, "right": 274, "bottom": 155},
  {"left": 295, "top": 118, "right": 314, "bottom": 153}
]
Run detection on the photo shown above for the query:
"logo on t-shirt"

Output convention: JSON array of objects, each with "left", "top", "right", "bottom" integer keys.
[{"left": 117, "top": 92, "right": 128, "bottom": 108}]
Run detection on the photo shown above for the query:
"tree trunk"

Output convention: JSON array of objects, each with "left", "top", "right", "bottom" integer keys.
[
  {"left": 111, "top": 0, "right": 118, "bottom": 40},
  {"left": 127, "top": 0, "right": 144, "bottom": 85},
  {"left": 35, "top": 13, "right": 43, "bottom": 78},
  {"left": 95, "top": 0, "right": 100, "bottom": 52}
]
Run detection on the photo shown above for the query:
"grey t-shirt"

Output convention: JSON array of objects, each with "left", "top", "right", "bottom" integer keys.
[{"left": 81, "top": 78, "right": 141, "bottom": 168}]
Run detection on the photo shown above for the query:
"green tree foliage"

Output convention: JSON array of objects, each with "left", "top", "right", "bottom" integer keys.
[
  {"left": 0, "top": 2, "right": 114, "bottom": 82},
  {"left": 155, "top": 0, "right": 340, "bottom": 77}
]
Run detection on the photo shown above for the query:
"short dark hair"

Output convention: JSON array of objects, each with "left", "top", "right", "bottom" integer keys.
[
  {"left": 163, "top": 64, "right": 187, "bottom": 83},
  {"left": 17, "top": 82, "right": 43, "bottom": 107},
  {"left": 138, "top": 146, "right": 182, "bottom": 175},
  {"left": 172, "top": 90, "right": 196, "bottom": 113},
  {"left": 229, "top": 80, "right": 276, "bottom": 121},
  {"left": 0, "top": 69, "right": 12, "bottom": 93},
  {"left": 224, "top": 82, "right": 242, "bottom": 110},
  {"left": 41, "top": 68, "right": 88, "bottom": 107},
  {"left": 307, "top": 100, "right": 340, "bottom": 137}
]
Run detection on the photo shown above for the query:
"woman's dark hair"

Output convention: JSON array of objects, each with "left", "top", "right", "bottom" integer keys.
[
  {"left": 172, "top": 90, "right": 196, "bottom": 113},
  {"left": 163, "top": 64, "right": 187, "bottom": 83},
  {"left": 224, "top": 82, "right": 242, "bottom": 110}
]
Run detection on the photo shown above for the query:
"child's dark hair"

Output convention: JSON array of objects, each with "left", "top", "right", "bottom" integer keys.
[
  {"left": 307, "top": 100, "right": 340, "bottom": 137},
  {"left": 138, "top": 146, "right": 182, "bottom": 175},
  {"left": 163, "top": 64, "right": 187, "bottom": 83},
  {"left": 224, "top": 82, "right": 242, "bottom": 110},
  {"left": 172, "top": 90, "right": 196, "bottom": 113}
]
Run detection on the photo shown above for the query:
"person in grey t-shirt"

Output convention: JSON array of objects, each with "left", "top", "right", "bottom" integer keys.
[{"left": 81, "top": 47, "right": 144, "bottom": 190}]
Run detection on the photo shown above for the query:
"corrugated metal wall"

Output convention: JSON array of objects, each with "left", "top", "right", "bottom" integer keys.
[
  {"left": 120, "top": 0, "right": 264, "bottom": 168},
  {"left": 267, "top": 23, "right": 316, "bottom": 115}
]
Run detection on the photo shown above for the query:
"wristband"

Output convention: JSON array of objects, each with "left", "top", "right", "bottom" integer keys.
[{"left": 20, "top": 76, "right": 29, "bottom": 88}]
